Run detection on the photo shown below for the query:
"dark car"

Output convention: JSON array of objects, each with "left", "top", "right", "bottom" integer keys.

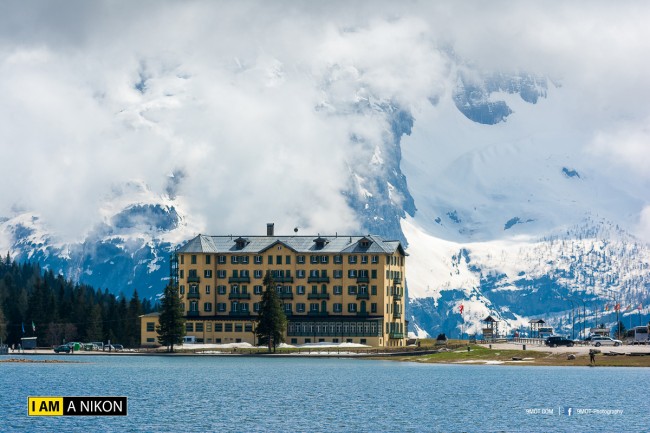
[
  {"left": 53, "top": 345, "right": 71, "bottom": 353},
  {"left": 545, "top": 336, "right": 574, "bottom": 347}
]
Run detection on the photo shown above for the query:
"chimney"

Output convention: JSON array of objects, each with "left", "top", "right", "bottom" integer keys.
[{"left": 266, "top": 223, "right": 274, "bottom": 236}]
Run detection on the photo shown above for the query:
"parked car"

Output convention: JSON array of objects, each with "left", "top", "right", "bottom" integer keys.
[
  {"left": 53, "top": 345, "right": 71, "bottom": 353},
  {"left": 112, "top": 344, "right": 123, "bottom": 351},
  {"left": 545, "top": 336, "right": 575, "bottom": 347},
  {"left": 590, "top": 336, "right": 622, "bottom": 347}
]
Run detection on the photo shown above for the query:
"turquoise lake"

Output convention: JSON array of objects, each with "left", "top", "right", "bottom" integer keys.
[{"left": 1, "top": 354, "right": 648, "bottom": 432}]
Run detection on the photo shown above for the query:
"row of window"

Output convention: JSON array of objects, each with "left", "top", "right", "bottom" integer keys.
[
  {"left": 182, "top": 321, "right": 391, "bottom": 337},
  {"left": 181, "top": 284, "right": 379, "bottom": 296},
  {"left": 181, "top": 254, "right": 404, "bottom": 266},
  {"left": 186, "top": 322, "right": 254, "bottom": 333},
  {"left": 287, "top": 321, "right": 380, "bottom": 336},
  {"left": 186, "top": 301, "right": 379, "bottom": 314},
  {"left": 181, "top": 268, "right": 383, "bottom": 280},
  {"left": 148, "top": 319, "right": 395, "bottom": 336}
]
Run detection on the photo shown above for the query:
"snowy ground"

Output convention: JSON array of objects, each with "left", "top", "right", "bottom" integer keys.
[
  {"left": 174, "top": 341, "right": 373, "bottom": 355},
  {"left": 176, "top": 341, "right": 370, "bottom": 351}
]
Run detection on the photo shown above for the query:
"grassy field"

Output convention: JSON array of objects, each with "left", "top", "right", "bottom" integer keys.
[{"left": 379, "top": 343, "right": 650, "bottom": 367}]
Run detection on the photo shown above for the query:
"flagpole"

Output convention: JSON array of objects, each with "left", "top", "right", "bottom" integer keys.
[{"left": 459, "top": 304, "right": 465, "bottom": 340}]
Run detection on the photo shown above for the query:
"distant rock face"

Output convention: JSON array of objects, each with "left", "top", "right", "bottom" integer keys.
[
  {"left": 562, "top": 167, "right": 581, "bottom": 178},
  {"left": 453, "top": 71, "right": 547, "bottom": 124},
  {"left": 345, "top": 102, "right": 416, "bottom": 245},
  {"left": 111, "top": 204, "right": 180, "bottom": 231},
  {"left": 1, "top": 193, "right": 181, "bottom": 300}
]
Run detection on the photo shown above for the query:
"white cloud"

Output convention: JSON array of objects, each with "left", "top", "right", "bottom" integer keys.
[
  {"left": 0, "top": 1, "right": 649, "bottom": 241},
  {"left": 638, "top": 206, "right": 650, "bottom": 243},
  {"left": 590, "top": 120, "right": 650, "bottom": 178}
]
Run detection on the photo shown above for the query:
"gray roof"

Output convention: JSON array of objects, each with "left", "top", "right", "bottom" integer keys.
[{"left": 177, "top": 234, "right": 406, "bottom": 255}]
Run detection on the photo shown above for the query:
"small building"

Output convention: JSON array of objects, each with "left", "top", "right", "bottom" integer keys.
[
  {"left": 140, "top": 312, "right": 161, "bottom": 347},
  {"left": 482, "top": 316, "right": 499, "bottom": 340},
  {"left": 529, "top": 319, "right": 546, "bottom": 338},
  {"left": 21, "top": 337, "right": 37, "bottom": 350}
]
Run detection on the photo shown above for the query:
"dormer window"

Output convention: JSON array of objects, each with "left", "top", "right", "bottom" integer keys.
[
  {"left": 234, "top": 237, "right": 250, "bottom": 249},
  {"left": 358, "top": 236, "right": 372, "bottom": 249},
  {"left": 313, "top": 235, "right": 329, "bottom": 250}
]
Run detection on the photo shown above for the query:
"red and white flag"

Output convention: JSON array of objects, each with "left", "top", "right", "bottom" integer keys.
[{"left": 459, "top": 304, "right": 464, "bottom": 314}]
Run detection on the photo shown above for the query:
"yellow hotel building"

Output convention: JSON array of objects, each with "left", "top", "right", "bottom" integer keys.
[{"left": 141, "top": 224, "right": 407, "bottom": 347}]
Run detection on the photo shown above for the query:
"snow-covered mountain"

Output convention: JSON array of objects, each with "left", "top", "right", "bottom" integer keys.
[
  {"left": 2, "top": 55, "right": 649, "bottom": 337},
  {"left": 0, "top": 180, "right": 196, "bottom": 298}
]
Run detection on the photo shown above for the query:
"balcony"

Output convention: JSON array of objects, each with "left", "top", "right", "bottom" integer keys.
[
  {"left": 186, "top": 311, "right": 200, "bottom": 317},
  {"left": 393, "top": 277, "right": 401, "bottom": 286},
  {"left": 228, "top": 293, "right": 251, "bottom": 300},
  {"left": 273, "top": 276, "right": 294, "bottom": 283},
  {"left": 356, "top": 276, "right": 370, "bottom": 284},
  {"left": 392, "top": 292, "right": 403, "bottom": 300},
  {"left": 278, "top": 293, "right": 294, "bottom": 300},
  {"left": 187, "top": 276, "right": 200, "bottom": 283},
  {"left": 307, "top": 276, "right": 330, "bottom": 283},
  {"left": 393, "top": 312, "right": 402, "bottom": 319},
  {"left": 307, "top": 311, "right": 329, "bottom": 317},
  {"left": 307, "top": 293, "right": 330, "bottom": 300},
  {"left": 228, "top": 277, "right": 251, "bottom": 283},
  {"left": 186, "top": 292, "right": 200, "bottom": 300},
  {"left": 356, "top": 293, "right": 370, "bottom": 300},
  {"left": 356, "top": 311, "right": 369, "bottom": 317},
  {"left": 389, "top": 332, "right": 404, "bottom": 339}
]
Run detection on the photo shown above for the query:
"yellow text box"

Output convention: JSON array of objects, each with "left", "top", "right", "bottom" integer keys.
[{"left": 28, "top": 397, "right": 64, "bottom": 416}]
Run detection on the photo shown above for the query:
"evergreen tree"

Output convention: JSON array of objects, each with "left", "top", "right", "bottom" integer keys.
[
  {"left": 0, "top": 306, "right": 7, "bottom": 343},
  {"left": 86, "top": 304, "right": 103, "bottom": 341},
  {"left": 125, "top": 290, "right": 142, "bottom": 347},
  {"left": 615, "top": 321, "right": 626, "bottom": 339},
  {"left": 156, "top": 284, "right": 185, "bottom": 352},
  {"left": 255, "top": 272, "right": 287, "bottom": 353}
]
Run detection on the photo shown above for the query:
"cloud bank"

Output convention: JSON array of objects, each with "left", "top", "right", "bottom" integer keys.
[{"left": 1, "top": 1, "right": 649, "bottom": 240}]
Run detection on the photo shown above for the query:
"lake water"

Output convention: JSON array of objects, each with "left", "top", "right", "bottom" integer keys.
[{"left": 1, "top": 354, "right": 648, "bottom": 432}]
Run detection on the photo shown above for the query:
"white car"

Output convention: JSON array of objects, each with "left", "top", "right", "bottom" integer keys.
[{"left": 590, "top": 336, "right": 622, "bottom": 347}]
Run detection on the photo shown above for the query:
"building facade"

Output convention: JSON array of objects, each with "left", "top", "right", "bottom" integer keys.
[{"left": 141, "top": 224, "right": 407, "bottom": 347}]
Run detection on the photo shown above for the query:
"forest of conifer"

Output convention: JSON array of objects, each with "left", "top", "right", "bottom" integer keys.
[{"left": 0, "top": 253, "right": 155, "bottom": 348}]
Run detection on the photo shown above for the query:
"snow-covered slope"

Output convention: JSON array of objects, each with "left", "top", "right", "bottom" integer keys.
[{"left": 399, "top": 66, "right": 650, "bottom": 337}]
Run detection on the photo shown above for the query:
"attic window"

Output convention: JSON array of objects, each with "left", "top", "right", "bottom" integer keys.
[
  {"left": 234, "top": 237, "right": 250, "bottom": 249},
  {"left": 313, "top": 235, "right": 329, "bottom": 249},
  {"left": 359, "top": 237, "right": 372, "bottom": 249}
]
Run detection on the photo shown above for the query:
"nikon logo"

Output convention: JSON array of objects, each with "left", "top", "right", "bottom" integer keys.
[{"left": 28, "top": 397, "right": 127, "bottom": 416}]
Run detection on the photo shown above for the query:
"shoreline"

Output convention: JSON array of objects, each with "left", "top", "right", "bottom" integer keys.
[{"left": 3, "top": 342, "right": 650, "bottom": 366}]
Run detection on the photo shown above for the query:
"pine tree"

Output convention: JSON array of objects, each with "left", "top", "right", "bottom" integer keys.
[
  {"left": 156, "top": 284, "right": 185, "bottom": 352},
  {"left": 125, "top": 290, "right": 142, "bottom": 347},
  {"left": 85, "top": 304, "right": 104, "bottom": 341},
  {"left": 256, "top": 272, "right": 287, "bottom": 353},
  {"left": 0, "top": 306, "right": 7, "bottom": 343},
  {"left": 616, "top": 321, "right": 626, "bottom": 340}
]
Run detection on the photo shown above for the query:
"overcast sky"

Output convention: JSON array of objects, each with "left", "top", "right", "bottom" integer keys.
[{"left": 1, "top": 1, "right": 649, "bottom": 241}]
